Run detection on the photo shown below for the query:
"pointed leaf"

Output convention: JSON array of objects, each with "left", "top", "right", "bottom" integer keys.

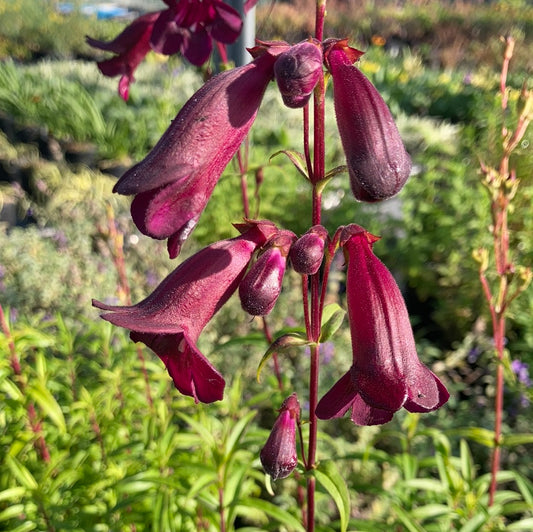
[
  {"left": 27, "top": 381, "right": 66, "bottom": 433},
  {"left": 392, "top": 504, "right": 426, "bottom": 532},
  {"left": 502, "top": 433, "right": 533, "bottom": 447},
  {"left": 256, "top": 333, "right": 311, "bottom": 382},
  {"left": 313, "top": 460, "right": 350, "bottom": 532},
  {"left": 5, "top": 456, "right": 38, "bottom": 490},
  {"left": 238, "top": 498, "right": 305, "bottom": 532},
  {"left": 324, "top": 165, "right": 348, "bottom": 179},
  {"left": 319, "top": 303, "right": 346, "bottom": 342},
  {"left": 270, "top": 149, "right": 309, "bottom": 180}
]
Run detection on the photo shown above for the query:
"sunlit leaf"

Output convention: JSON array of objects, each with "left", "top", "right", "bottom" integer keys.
[
  {"left": 238, "top": 498, "right": 305, "bottom": 532},
  {"left": 256, "top": 333, "right": 311, "bottom": 382},
  {"left": 313, "top": 460, "right": 350, "bottom": 532},
  {"left": 270, "top": 149, "right": 309, "bottom": 180},
  {"left": 319, "top": 303, "right": 346, "bottom": 342}
]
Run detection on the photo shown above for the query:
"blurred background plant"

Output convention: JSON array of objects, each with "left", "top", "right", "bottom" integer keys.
[{"left": 0, "top": 0, "right": 532, "bottom": 530}]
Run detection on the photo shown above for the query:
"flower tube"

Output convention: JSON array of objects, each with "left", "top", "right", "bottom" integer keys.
[
  {"left": 93, "top": 220, "right": 278, "bottom": 403},
  {"left": 114, "top": 50, "right": 279, "bottom": 258},
  {"left": 316, "top": 225, "right": 448, "bottom": 425}
]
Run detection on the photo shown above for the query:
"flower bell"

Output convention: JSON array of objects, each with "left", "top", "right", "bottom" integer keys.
[
  {"left": 93, "top": 220, "right": 278, "bottom": 403},
  {"left": 324, "top": 39, "right": 412, "bottom": 202},
  {"left": 260, "top": 394, "right": 300, "bottom": 480},
  {"left": 113, "top": 50, "right": 279, "bottom": 259},
  {"left": 316, "top": 225, "right": 448, "bottom": 425}
]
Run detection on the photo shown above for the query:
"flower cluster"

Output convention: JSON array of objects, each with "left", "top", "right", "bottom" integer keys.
[
  {"left": 93, "top": 31, "right": 448, "bottom": 446},
  {"left": 86, "top": 0, "right": 259, "bottom": 100}
]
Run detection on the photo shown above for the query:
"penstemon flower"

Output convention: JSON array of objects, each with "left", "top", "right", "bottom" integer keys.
[
  {"left": 150, "top": 0, "right": 243, "bottom": 65},
  {"left": 113, "top": 49, "right": 280, "bottom": 258},
  {"left": 93, "top": 220, "right": 278, "bottom": 403},
  {"left": 316, "top": 226, "right": 449, "bottom": 425},
  {"left": 86, "top": 12, "right": 159, "bottom": 101}
]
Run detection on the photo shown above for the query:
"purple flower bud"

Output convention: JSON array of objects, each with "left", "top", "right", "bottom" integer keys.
[
  {"left": 274, "top": 41, "right": 323, "bottom": 108},
  {"left": 260, "top": 394, "right": 300, "bottom": 480},
  {"left": 289, "top": 225, "right": 328, "bottom": 275},
  {"left": 239, "top": 230, "right": 295, "bottom": 316},
  {"left": 324, "top": 40, "right": 412, "bottom": 202}
]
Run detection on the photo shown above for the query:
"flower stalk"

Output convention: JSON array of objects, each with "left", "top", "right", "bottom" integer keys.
[{"left": 476, "top": 36, "right": 532, "bottom": 507}]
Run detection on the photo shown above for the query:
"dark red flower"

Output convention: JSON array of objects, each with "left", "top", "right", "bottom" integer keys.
[
  {"left": 151, "top": 0, "right": 242, "bottom": 66},
  {"left": 92, "top": 220, "right": 278, "bottom": 403},
  {"left": 324, "top": 39, "right": 412, "bottom": 202},
  {"left": 316, "top": 226, "right": 448, "bottom": 425},
  {"left": 260, "top": 394, "right": 300, "bottom": 480},
  {"left": 114, "top": 50, "right": 279, "bottom": 259},
  {"left": 86, "top": 12, "right": 159, "bottom": 100}
]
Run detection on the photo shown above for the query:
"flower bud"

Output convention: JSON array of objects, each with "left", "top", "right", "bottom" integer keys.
[
  {"left": 289, "top": 225, "right": 328, "bottom": 275},
  {"left": 239, "top": 230, "right": 295, "bottom": 316},
  {"left": 325, "top": 40, "right": 412, "bottom": 202},
  {"left": 274, "top": 41, "right": 323, "bottom": 108},
  {"left": 260, "top": 394, "right": 300, "bottom": 480}
]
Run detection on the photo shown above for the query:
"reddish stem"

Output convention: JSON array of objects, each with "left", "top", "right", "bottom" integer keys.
[
  {"left": 0, "top": 304, "right": 50, "bottom": 463},
  {"left": 105, "top": 206, "right": 153, "bottom": 410}
]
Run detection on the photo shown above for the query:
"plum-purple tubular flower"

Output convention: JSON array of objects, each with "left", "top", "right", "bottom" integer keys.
[
  {"left": 86, "top": 12, "right": 159, "bottom": 101},
  {"left": 316, "top": 225, "right": 448, "bottom": 426},
  {"left": 324, "top": 39, "right": 412, "bottom": 202},
  {"left": 260, "top": 394, "right": 300, "bottom": 480},
  {"left": 274, "top": 40, "right": 323, "bottom": 108},
  {"left": 114, "top": 49, "right": 280, "bottom": 259},
  {"left": 92, "top": 220, "right": 278, "bottom": 404},
  {"left": 151, "top": 0, "right": 242, "bottom": 66},
  {"left": 289, "top": 225, "right": 328, "bottom": 275},
  {"left": 239, "top": 230, "right": 296, "bottom": 316}
]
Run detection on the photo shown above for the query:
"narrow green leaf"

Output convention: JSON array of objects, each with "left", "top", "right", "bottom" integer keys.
[
  {"left": 5, "top": 456, "right": 38, "bottom": 490},
  {"left": 410, "top": 503, "right": 451, "bottom": 521},
  {"left": 460, "top": 439, "right": 474, "bottom": 484},
  {"left": 224, "top": 410, "right": 256, "bottom": 460},
  {"left": 502, "top": 433, "right": 533, "bottom": 447},
  {"left": 27, "top": 380, "right": 66, "bottom": 433},
  {"left": 402, "top": 478, "right": 445, "bottom": 493},
  {"left": 319, "top": 303, "right": 346, "bottom": 342},
  {"left": 269, "top": 149, "right": 309, "bottom": 180},
  {"left": 458, "top": 511, "right": 488, "bottom": 532},
  {"left": 238, "top": 498, "right": 305, "bottom": 532},
  {"left": 449, "top": 428, "right": 495, "bottom": 448},
  {"left": 0, "top": 504, "right": 25, "bottom": 522},
  {"left": 392, "top": 504, "right": 426, "bottom": 532},
  {"left": 324, "top": 165, "right": 348, "bottom": 180},
  {"left": 256, "top": 333, "right": 311, "bottom": 382},
  {"left": 507, "top": 518, "right": 533, "bottom": 531},
  {"left": 313, "top": 460, "right": 350, "bottom": 532},
  {"left": 0, "top": 487, "right": 26, "bottom": 503}
]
